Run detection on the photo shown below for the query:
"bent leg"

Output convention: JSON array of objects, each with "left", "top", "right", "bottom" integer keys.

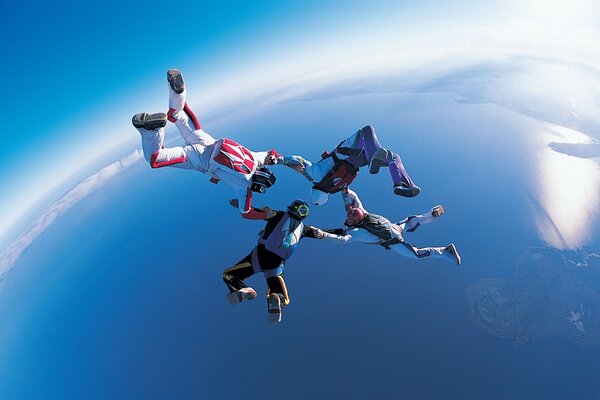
[
  {"left": 339, "top": 126, "right": 420, "bottom": 195},
  {"left": 170, "top": 110, "right": 216, "bottom": 146},
  {"left": 223, "top": 253, "right": 256, "bottom": 292},
  {"left": 136, "top": 126, "right": 196, "bottom": 169},
  {"left": 398, "top": 205, "right": 443, "bottom": 233},
  {"left": 337, "top": 125, "right": 382, "bottom": 168},
  {"left": 166, "top": 69, "right": 215, "bottom": 146},
  {"left": 388, "top": 152, "right": 418, "bottom": 192},
  {"left": 137, "top": 128, "right": 194, "bottom": 169},
  {"left": 266, "top": 274, "right": 290, "bottom": 306}
]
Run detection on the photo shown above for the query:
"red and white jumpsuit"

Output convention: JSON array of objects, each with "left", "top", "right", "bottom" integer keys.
[{"left": 135, "top": 79, "right": 272, "bottom": 219}]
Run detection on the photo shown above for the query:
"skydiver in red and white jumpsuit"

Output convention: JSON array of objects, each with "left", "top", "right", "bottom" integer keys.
[{"left": 132, "top": 70, "right": 279, "bottom": 219}]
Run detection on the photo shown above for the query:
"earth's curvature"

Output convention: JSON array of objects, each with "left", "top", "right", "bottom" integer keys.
[{"left": 1, "top": 52, "right": 600, "bottom": 399}]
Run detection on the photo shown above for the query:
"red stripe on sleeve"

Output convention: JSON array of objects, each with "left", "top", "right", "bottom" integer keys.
[{"left": 244, "top": 188, "right": 252, "bottom": 211}]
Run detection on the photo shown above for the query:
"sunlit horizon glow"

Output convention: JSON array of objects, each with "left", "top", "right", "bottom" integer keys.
[{"left": 534, "top": 125, "right": 600, "bottom": 249}]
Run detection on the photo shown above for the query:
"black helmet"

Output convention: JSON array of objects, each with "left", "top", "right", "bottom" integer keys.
[
  {"left": 251, "top": 166, "right": 276, "bottom": 193},
  {"left": 287, "top": 199, "right": 310, "bottom": 220}
]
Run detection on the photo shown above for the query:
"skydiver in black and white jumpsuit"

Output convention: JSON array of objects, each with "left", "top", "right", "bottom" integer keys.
[{"left": 319, "top": 189, "right": 462, "bottom": 265}]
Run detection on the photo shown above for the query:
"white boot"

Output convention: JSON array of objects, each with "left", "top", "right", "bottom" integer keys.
[{"left": 267, "top": 293, "right": 283, "bottom": 323}]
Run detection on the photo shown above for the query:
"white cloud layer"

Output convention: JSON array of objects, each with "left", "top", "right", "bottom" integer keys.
[{"left": 0, "top": 150, "right": 142, "bottom": 280}]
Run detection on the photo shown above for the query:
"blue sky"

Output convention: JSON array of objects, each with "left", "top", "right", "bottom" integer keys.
[
  {"left": 1, "top": 2, "right": 600, "bottom": 398},
  {"left": 1, "top": 0, "right": 599, "bottom": 237},
  {"left": 1, "top": 0, "right": 424, "bottom": 235}
]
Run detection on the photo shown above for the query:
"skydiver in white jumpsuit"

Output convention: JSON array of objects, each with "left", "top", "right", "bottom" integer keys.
[
  {"left": 132, "top": 70, "right": 279, "bottom": 219},
  {"left": 318, "top": 189, "right": 462, "bottom": 265}
]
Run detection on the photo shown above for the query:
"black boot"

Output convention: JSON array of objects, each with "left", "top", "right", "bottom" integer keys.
[
  {"left": 132, "top": 112, "right": 167, "bottom": 130},
  {"left": 167, "top": 69, "right": 185, "bottom": 94}
]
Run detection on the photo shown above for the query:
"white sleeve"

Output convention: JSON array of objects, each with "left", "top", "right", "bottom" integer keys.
[
  {"left": 342, "top": 189, "right": 368, "bottom": 213},
  {"left": 322, "top": 229, "right": 380, "bottom": 244}
]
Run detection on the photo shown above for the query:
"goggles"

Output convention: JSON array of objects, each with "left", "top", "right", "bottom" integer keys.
[{"left": 292, "top": 203, "right": 310, "bottom": 218}]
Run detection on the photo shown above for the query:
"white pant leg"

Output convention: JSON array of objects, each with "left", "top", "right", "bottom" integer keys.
[
  {"left": 390, "top": 241, "right": 451, "bottom": 263},
  {"left": 138, "top": 127, "right": 164, "bottom": 161},
  {"left": 169, "top": 82, "right": 186, "bottom": 114},
  {"left": 398, "top": 209, "right": 436, "bottom": 233},
  {"left": 171, "top": 110, "right": 217, "bottom": 147},
  {"left": 137, "top": 127, "right": 196, "bottom": 170}
]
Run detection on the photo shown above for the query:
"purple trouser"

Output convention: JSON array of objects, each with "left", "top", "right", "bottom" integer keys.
[{"left": 336, "top": 125, "right": 417, "bottom": 190}]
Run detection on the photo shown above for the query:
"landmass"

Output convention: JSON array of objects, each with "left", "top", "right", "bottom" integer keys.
[{"left": 466, "top": 247, "right": 600, "bottom": 344}]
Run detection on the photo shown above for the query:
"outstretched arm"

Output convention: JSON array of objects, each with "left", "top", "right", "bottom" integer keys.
[
  {"left": 319, "top": 228, "right": 380, "bottom": 244},
  {"left": 342, "top": 188, "right": 368, "bottom": 213},
  {"left": 230, "top": 195, "right": 276, "bottom": 220},
  {"left": 268, "top": 154, "right": 313, "bottom": 175},
  {"left": 302, "top": 225, "right": 349, "bottom": 241}
]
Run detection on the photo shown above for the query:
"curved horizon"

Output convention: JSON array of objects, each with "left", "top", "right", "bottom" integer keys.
[{"left": 1, "top": 0, "right": 599, "bottom": 243}]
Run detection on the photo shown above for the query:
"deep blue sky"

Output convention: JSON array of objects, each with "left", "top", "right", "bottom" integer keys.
[
  {"left": 2, "top": 1, "right": 600, "bottom": 398},
  {"left": 1, "top": 0, "right": 599, "bottom": 265},
  {"left": 5, "top": 0, "right": 598, "bottom": 235},
  {"left": 2, "top": 0, "right": 439, "bottom": 234}
]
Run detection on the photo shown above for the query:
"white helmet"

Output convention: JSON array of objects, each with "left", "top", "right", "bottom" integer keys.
[{"left": 310, "top": 188, "right": 329, "bottom": 206}]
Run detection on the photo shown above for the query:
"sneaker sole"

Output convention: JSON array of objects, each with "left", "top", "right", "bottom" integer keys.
[
  {"left": 226, "top": 288, "right": 257, "bottom": 305},
  {"left": 241, "top": 288, "right": 257, "bottom": 301},
  {"left": 226, "top": 291, "right": 243, "bottom": 305},
  {"left": 267, "top": 294, "right": 282, "bottom": 322},
  {"left": 167, "top": 69, "right": 185, "bottom": 94},
  {"left": 394, "top": 185, "right": 421, "bottom": 198},
  {"left": 132, "top": 112, "right": 167, "bottom": 130}
]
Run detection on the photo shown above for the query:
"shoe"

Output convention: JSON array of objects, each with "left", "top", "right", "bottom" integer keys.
[
  {"left": 445, "top": 243, "right": 461, "bottom": 266},
  {"left": 167, "top": 69, "right": 185, "bottom": 94},
  {"left": 226, "top": 287, "right": 257, "bottom": 305},
  {"left": 431, "top": 205, "right": 444, "bottom": 218},
  {"left": 267, "top": 293, "right": 283, "bottom": 323},
  {"left": 132, "top": 112, "right": 167, "bottom": 130},
  {"left": 394, "top": 183, "right": 421, "bottom": 198},
  {"left": 369, "top": 148, "right": 390, "bottom": 174}
]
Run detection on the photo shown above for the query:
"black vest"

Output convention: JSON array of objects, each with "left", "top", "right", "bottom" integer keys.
[{"left": 357, "top": 213, "right": 403, "bottom": 248}]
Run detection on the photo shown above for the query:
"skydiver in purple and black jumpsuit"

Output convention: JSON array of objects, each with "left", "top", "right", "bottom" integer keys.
[{"left": 265, "top": 125, "right": 420, "bottom": 205}]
